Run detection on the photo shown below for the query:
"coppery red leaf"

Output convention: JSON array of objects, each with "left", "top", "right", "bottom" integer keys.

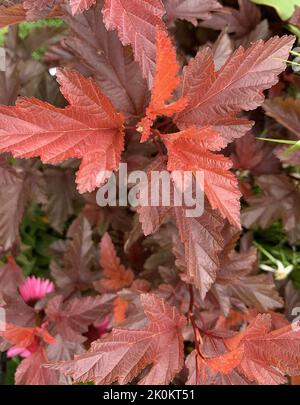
[
  {"left": 162, "top": 127, "right": 241, "bottom": 227},
  {"left": 94, "top": 232, "right": 134, "bottom": 292},
  {"left": 46, "top": 294, "right": 186, "bottom": 384},
  {"left": 137, "top": 156, "right": 224, "bottom": 299},
  {"left": 0, "top": 2, "right": 298, "bottom": 387},
  {"left": 206, "top": 314, "right": 300, "bottom": 384},
  {"left": 0, "top": 68, "right": 125, "bottom": 193},
  {"left": 175, "top": 36, "right": 295, "bottom": 145},
  {"left": 102, "top": 0, "right": 166, "bottom": 87},
  {"left": 70, "top": 0, "right": 96, "bottom": 15},
  {"left": 137, "top": 30, "right": 187, "bottom": 142},
  {"left": 164, "top": 0, "right": 222, "bottom": 25}
]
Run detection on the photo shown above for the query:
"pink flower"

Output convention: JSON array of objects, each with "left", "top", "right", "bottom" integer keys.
[
  {"left": 19, "top": 276, "right": 55, "bottom": 305},
  {"left": 7, "top": 346, "right": 31, "bottom": 359}
]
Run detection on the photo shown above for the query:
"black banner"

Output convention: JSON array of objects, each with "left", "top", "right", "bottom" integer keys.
[{"left": 0, "top": 385, "right": 297, "bottom": 402}]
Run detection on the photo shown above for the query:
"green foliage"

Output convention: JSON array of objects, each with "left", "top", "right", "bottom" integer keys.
[
  {"left": 16, "top": 206, "right": 60, "bottom": 277},
  {"left": 0, "top": 27, "right": 8, "bottom": 47},
  {"left": 286, "top": 23, "right": 300, "bottom": 41},
  {"left": 4, "top": 357, "right": 20, "bottom": 385},
  {"left": 1, "top": 19, "right": 65, "bottom": 60},
  {"left": 31, "top": 46, "right": 48, "bottom": 61},
  {"left": 254, "top": 222, "right": 300, "bottom": 286},
  {"left": 18, "top": 19, "right": 65, "bottom": 40},
  {"left": 1, "top": 19, "right": 64, "bottom": 45},
  {"left": 258, "top": 137, "right": 300, "bottom": 155},
  {"left": 251, "top": 0, "right": 300, "bottom": 20}
]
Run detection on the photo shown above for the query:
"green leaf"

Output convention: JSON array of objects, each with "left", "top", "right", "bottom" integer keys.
[
  {"left": 4, "top": 357, "right": 20, "bottom": 385},
  {"left": 257, "top": 137, "right": 297, "bottom": 145},
  {"left": 16, "top": 206, "right": 60, "bottom": 277},
  {"left": 257, "top": 138, "right": 300, "bottom": 155},
  {"left": 0, "top": 27, "right": 8, "bottom": 47},
  {"left": 284, "top": 139, "right": 300, "bottom": 155},
  {"left": 18, "top": 19, "right": 65, "bottom": 40},
  {"left": 287, "top": 24, "right": 300, "bottom": 40},
  {"left": 251, "top": 0, "right": 300, "bottom": 20}
]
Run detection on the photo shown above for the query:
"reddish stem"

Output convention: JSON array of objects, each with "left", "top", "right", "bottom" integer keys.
[
  {"left": 188, "top": 285, "right": 204, "bottom": 384},
  {"left": 150, "top": 128, "right": 164, "bottom": 156}
]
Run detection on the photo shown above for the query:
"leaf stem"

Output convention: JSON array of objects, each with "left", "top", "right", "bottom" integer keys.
[
  {"left": 253, "top": 241, "right": 278, "bottom": 265},
  {"left": 151, "top": 129, "right": 164, "bottom": 156},
  {"left": 257, "top": 137, "right": 297, "bottom": 145},
  {"left": 188, "top": 285, "right": 204, "bottom": 384}
]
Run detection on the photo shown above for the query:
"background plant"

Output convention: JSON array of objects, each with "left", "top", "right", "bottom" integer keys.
[{"left": 0, "top": 0, "right": 300, "bottom": 385}]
